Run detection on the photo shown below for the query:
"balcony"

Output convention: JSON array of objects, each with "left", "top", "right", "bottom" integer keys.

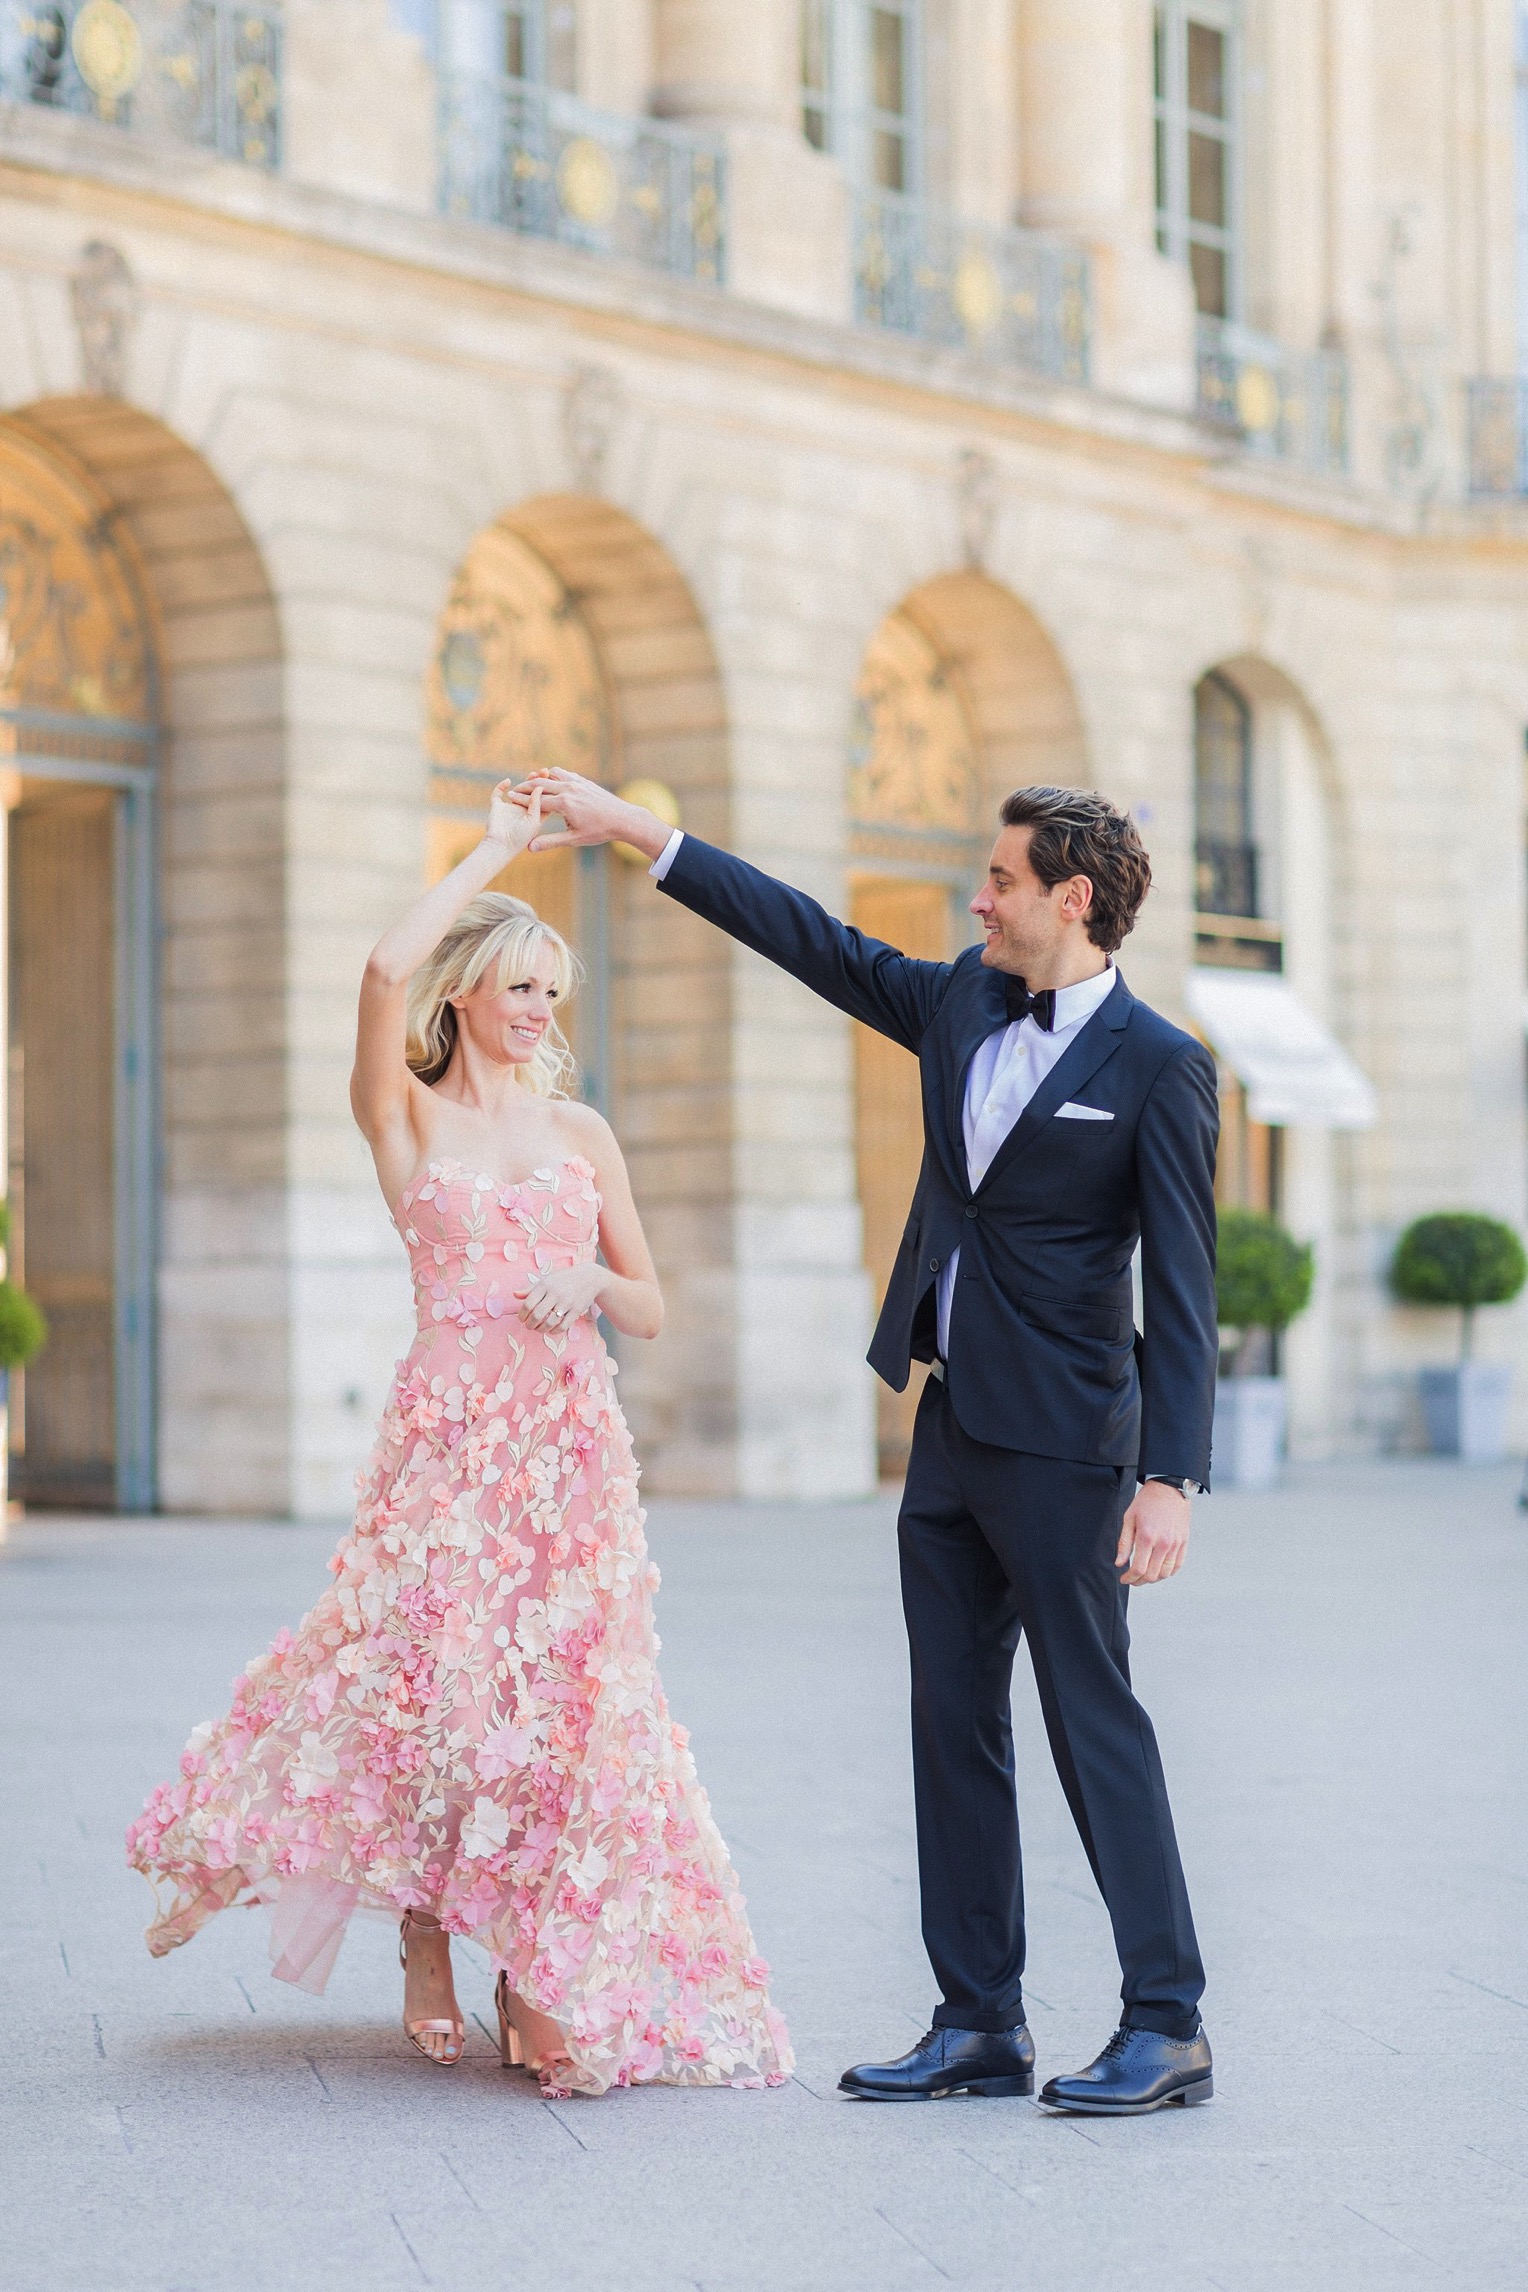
[
  {"left": 1197, "top": 319, "right": 1348, "bottom": 474},
  {"left": 1464, "top": 378, "right": 1528, "bottom": 497},
  {"left": 0, "top": 0, "right": 280, "bottom": 167},
  {"left": 439, "top": 72, "right": 725, "bottom": 288},
  {"left": 852, "top": 188, "right": 1090, "bottom": 384}
]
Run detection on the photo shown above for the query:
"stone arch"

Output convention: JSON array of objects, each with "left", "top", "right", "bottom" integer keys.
[
  {"left": 845, "top": 569, "right": 1089, "bottom": 1474},
  {"left": 882, "top": 570, "right": 1091, "bottom": 823},
  {"left": 3, "top": 397, "right": 286, "bottom": 1512},
  {"left": 423, "top": 492, "right": 732, "bottom": 1491}
]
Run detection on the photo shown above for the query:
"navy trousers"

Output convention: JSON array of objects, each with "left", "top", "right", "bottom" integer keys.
[{"left": 898, "top": 1377, "right": 1204, "bottom": 2039}]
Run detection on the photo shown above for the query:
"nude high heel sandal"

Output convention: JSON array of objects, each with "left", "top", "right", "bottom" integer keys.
[
  {"left": 399, "top": 1910, "right": 465, "bottom": 2066},
  {"left": 495, "top": 1972, "right": 526, "bottom": 2068},
  {"left": 495, "top": 1972, "right": 574, "bottom": 2086}
]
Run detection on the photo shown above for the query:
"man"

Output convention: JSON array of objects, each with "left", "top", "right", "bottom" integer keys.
[{"left": 519, "top": 772, "right": 1218, "bottom": 2115}]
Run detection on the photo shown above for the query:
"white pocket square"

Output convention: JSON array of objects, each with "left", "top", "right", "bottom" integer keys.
[{"left": 1055, "top": 1101, "right": 1114, "bottom": 1121}]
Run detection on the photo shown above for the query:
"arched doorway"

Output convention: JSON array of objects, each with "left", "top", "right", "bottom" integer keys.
[
  {"left": 424, "top": 497, "right": 732, "bottom": 1489},
  {"left": 847, "top": 575, "right": 1088, "bottom": 1476},
  {"left": 8, "top": 396, "right": 286, "bottom": 1517},
  {"left": 0, "top": 424, "right": 159, "bottom": 1508}
]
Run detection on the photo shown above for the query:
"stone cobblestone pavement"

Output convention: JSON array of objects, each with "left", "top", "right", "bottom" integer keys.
[{"left": 3, "top": 1458, "right": 1526, "bottom": 2292}]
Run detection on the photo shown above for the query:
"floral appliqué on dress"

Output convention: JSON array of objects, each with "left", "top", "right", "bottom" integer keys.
[{"left": 127, "top": 1157, "right": 792, "bottom": 2096}]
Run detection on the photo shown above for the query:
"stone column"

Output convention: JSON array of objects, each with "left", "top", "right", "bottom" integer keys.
[
  {"left": 938, "top": 0, "right": 1021, "bottom": 225},
  {"left": 651, "top": 0, "right": 850, "bottom": 323},
  {"left": 283, "top": 0, "right": 437, "bottom": 215},
  {"left": 1016, "top": 0, "right": 1196, "bottom": 408}
]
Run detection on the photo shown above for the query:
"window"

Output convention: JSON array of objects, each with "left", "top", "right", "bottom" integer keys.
[
  {"left": 1154, "top": 1, "right": 1238, "bottom": 319},
  {"left": 801, "top": 0, "right": 920, "bottom": 193},
  {"left": 505, "top": 0, "right": 576, "bottom": 86},
  {"left": 1194, "top": 670, "right": 1283, "bottom": 975},
  {"left": 1194, "top": 671, "right": 1256, "bottom": 915},
  {"left": 441, "top": 0, "right": 576, "bottom": 89}
]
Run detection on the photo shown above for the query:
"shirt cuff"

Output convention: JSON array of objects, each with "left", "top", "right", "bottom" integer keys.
[{"left": 649, "top": 827, "right": 685, "bottom": 882}]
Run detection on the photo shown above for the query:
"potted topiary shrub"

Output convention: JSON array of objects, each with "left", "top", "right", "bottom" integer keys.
[
  {"left": 1212, "top": 1208, "right": 1315, "bottom": 1489},
  {"left": 0, "top": 1200, "right": 48, "bottom": 1528},
  {"left": 1390, "top": 1213, "right": 1526, "bottom": 1461}
]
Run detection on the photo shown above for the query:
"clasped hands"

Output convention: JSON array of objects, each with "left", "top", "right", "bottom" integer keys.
[
  {"left": 501, "top": 770, "right": 669, "bottom": 862},
  {"left": 516, "top": 1263, "right": 605, "bottom": 1333}
]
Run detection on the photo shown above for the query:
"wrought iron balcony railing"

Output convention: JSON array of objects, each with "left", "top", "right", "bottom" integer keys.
[
  {"left": 1197, "top": 318, "right": 1348, "bottom": 474},
  {"left": 852, "top": 187, "right": 1090, "bottom": 383},
  {"left": 1464, "top": 378, "right": 1528, "bottom": 497},
  {"left": 0, "top": 0, "right": 280, "bottom": 166},
  {"left": 439, "top": 71, "right": 725, "bottom": 287}
]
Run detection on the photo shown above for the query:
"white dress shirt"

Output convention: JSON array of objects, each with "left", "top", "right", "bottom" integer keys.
[
  {"left": 649, "top": 834, "right": 1119, "bottom": 1361},
  {"left": 936, "top": 963, "right": 1118, "bottom": 1356}
]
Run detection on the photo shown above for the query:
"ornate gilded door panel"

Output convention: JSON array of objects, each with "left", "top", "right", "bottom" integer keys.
[
  {"left": 848, "top": 603, "right": 984, "bottom": 1480},
  {"left": 851, "top": 876, "right": 951, "bottom": 1480}
]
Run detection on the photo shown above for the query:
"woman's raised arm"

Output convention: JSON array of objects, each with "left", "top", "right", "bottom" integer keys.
[{"left": 349, "top": 779, "right": 544, "bottom": 1146}]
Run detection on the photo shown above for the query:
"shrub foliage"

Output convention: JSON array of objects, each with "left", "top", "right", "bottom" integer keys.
[
  {"left": 1215, "top": 1208, "right": 1314, "bottom": 1336},
  {"left": 1391, "top": 1213, "right": 1526, "bottom": 1360},
  {"left": 0, "top": 1279, "right": 47, "bottom": 1372}
]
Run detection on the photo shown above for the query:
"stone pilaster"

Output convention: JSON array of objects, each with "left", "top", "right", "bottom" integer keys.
[
  {"left": 1016, "top": 0, "right": 1196, "bottom": 409},
  {"left": 651, "top": 0, "right": 850, "bottom": 324}
]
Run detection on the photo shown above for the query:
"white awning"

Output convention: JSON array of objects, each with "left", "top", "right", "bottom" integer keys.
[{"left": 1186, "top": 968, "right": 1377, "bottom": 1129}]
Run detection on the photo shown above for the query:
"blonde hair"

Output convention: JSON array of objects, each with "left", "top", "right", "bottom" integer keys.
[{"left": 405, "top": 894, "right": 580, "bottom": 1098}]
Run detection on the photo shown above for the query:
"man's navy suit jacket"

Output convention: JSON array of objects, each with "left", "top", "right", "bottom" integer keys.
[{"left": 659, "top": 835, "right": 1221, "bottom": 1487}]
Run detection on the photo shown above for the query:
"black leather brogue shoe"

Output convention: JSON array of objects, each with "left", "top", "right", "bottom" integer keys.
[
  {"left": 1039, "top": 2024, "right": 1213, "bottom": 2115},
  {"left": 839, "top": 2023, "right": 1035, "bottom": 2101}
]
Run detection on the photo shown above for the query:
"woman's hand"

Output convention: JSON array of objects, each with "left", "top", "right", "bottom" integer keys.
[
  {"left": 485, "top": 777, "right": 542, "bottom": 859},
  {"left": 515, "top": 1262, "right": 606, "bottom": 1332}
]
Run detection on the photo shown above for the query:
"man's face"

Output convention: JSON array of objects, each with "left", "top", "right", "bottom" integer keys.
[{"left": 970, "top": 824, "right": 1092, "bottom": 977}]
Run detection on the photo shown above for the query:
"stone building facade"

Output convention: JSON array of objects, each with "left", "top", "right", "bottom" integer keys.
[{"left": 3, "top": 0, "right": 1528, "bottom": 1516}]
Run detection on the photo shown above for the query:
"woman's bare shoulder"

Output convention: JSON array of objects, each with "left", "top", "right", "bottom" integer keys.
[{"left": 555, "top": 1098, "right": 619, "bottom": 1157}]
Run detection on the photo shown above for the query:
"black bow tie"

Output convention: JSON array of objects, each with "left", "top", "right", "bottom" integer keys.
[{"left": 1004, "top": 976, "right": 1056, "bottom": 1032}]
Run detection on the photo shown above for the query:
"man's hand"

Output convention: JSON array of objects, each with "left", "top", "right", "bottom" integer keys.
[
  {"left": 1115, "top": 1480, "right": 1191, "bottom": 1587},
  {"left": 510, "top": 769, "right": 672, "bottom": 864}
]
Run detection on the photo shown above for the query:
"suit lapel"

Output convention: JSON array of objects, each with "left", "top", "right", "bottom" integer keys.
[
  {"left": 934, "top": 960, "right": 1010, "bottom": 1198},
  {"left": 973, "top": 972, "right": 1135, "bottom": 1198}
]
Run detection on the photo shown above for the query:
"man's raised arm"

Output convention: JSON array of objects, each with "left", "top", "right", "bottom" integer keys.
[{"left": 518, "top": 769, "right": 949, "bottom": 1053}]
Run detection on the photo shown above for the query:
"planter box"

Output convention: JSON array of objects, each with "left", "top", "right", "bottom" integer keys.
[
  {"left": 1212, "top": 1374, "right": 1287, "bottom": 1491},
  {"left": 1419, "top": 1363, "right": 1513, "bottom": 1461}
]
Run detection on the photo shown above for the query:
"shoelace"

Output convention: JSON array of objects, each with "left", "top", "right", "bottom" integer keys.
[{"left": 1099, "top": 2026, "right": 1137, "bottom": 2060}]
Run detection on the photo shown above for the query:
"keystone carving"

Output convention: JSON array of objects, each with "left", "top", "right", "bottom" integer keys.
[
  {"left": 563, "top": 364, "right": 623, "bottom": 492},
  {"left": 956, "top": 445, "right": 998, "bottom": 571},
  {"left": 70, "top": 241, "right": 140, "bottom": 398}
]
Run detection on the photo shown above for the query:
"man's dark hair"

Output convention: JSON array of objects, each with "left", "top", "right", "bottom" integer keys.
[{"left": 997, "top": 786, "right": 1152, "bottom": 954}]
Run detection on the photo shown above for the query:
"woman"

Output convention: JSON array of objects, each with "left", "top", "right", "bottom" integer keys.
[{"left": 127, "top": 782, "right": 791, "bottom": 2097}]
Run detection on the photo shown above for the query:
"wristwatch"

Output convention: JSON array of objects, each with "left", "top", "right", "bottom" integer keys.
[{"left": 1144, "top": 1474, "right": 1204, "bottom": 1496}]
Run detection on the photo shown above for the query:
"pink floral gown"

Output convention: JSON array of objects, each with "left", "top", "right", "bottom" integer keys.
[{"left": 127, "top": 1156, "right": 791, "bottom": 2096}]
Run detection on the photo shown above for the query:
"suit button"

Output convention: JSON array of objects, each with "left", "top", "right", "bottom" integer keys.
[
  {"left": 929, "top": 1257, "right": 939, "bottom": 1271},
  {"left": 965, "top": 1205, "right": 979, "bottom": 1220}
]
